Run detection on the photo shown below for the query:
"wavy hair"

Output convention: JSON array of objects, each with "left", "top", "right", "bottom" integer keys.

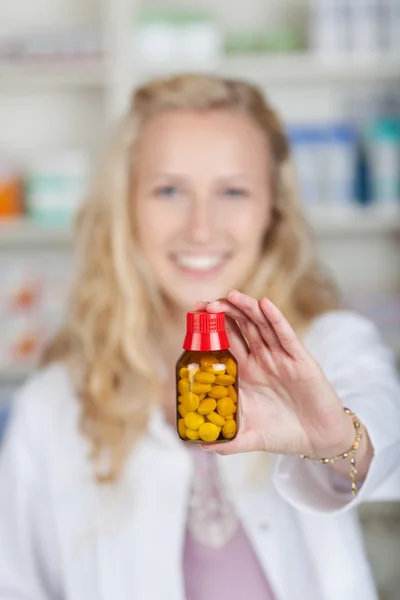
[{"left": 42, "top": 74, "right": 340, "bottom": 482}]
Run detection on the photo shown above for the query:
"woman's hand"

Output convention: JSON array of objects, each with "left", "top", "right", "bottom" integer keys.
[{"left": 196, "top": 290, "right": 356, "bottom": 458}]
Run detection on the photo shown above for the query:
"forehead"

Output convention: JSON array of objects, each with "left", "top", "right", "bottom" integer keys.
[{"left": 135, "top": 109, "right": 270, "bottom": 176}]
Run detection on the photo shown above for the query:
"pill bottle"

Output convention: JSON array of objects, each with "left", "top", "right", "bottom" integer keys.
[
  {"left": 326, "top": 123, "right": 358, "bottom": 205},
  {"left": 310, "top": 0, "right": 349, "bottom": 60},
  {"left": 366, "top": 117, "right": 400, "bottom": 204},
  {"left": 287, "top": 125, "right": 328, "bottom": 206},
  {"left": 176, "top": 310, "right": 239, "bottom": 444}
]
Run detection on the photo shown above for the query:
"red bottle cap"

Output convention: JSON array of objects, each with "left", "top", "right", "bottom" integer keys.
[{"left": 183, "top": 310, "right": 230, "bottom": 351}]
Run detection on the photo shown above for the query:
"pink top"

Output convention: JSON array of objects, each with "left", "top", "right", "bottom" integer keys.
[
  {"left": 183, "top": 447, "right": 276, "bottom": 600},
  {"left": 184, "top": 526, "right": 276, "bottom": 600}
]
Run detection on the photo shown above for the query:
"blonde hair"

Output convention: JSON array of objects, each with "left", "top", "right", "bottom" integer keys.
[{"left": 42, "top": 74, "right": 340, "bottom": 482}]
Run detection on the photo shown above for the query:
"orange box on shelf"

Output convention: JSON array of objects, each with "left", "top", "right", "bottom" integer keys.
[{"left": 0, "top": 157, "right": 23, "bottom": 218}]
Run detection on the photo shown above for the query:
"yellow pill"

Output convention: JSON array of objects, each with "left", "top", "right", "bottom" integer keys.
[
  {"left": 222, "top": 419, "right": 237, "bottom": 440},
  {"left": 225, "top": 414, "right": 234, "bottom": 420},
  {"left": 215, "top": 374, "right": 235, "bottom": 386},
  {"left": 207, "top": 411, "right": 225, "bottom": 427},
  {"left": 178, "top": 404, "right": 188, "bottom": 418},
  {"left": 191, "top": 382, "right": 212, "bottom": 395},
  {"left": 178, "top": 395, "right": 185, "bottom": 403},
  {"left": 198, "top": 398, "right": 217, "bottom": 415},
  {"left": 224, "top": 357, "right": 237, "bottom": 378},
  {"left": 182, "top": 392, "right": 200, "bottom": 412},
  {"left": 195, "top": 371, "right": 216, "bottom": 384},
  {"left": 179, "top": 367, "right": 189, "bottom": 379},
  {"left": 199, "top": 423, "right": 220, "bottom": 442},
  {"left": 184, "top": 411, "right": 205, "bottom": 430},
  {"left": 198, "top": 393, "right": 206, "bottom": 401},
  {"left": 227, "top": 385, "right": 237, "bottom": 403},
  {"left": 217, "top": 397, "right": 235, "bottom": 417},
  {"left": 186, "top": 429, "right": 200, "bottom": 440},
  {"left": 208, "top": 385, "right": 228, "bottom": 399},
  {"left": 178, "top": 378, "right": 190, "bottom": 395},
  {"left": 178, "top": 418, "right": 187, "bottom": 439},
  {"left": 200, "top": 356, "right": 218, "bottom": 368}
]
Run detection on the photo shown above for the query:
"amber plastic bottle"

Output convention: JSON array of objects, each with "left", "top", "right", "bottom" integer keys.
[{"left": 176, "top": 310, "right": 239, "bottom": 444}]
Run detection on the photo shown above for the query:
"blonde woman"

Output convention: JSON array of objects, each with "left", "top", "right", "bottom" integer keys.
[{"left": 0, "top": 74, "right": 399, "bottom": 600}]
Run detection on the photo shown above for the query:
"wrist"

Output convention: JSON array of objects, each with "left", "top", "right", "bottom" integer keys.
[
  {"left": 315, "top": 413, "right": 357, "bottom": 459},
  {"left": 301, "top": 408, "right": 365, "bottom": 496}
]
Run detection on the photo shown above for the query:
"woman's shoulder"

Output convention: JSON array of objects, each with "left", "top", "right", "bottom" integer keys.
[
  {"left": 304, "top": 308, "right": 380, "bottom": 343},
  {"left": 303, "top": 308, "right": 396, "bottom": 370},
  {"left": 12, "top": 362, "right": 79, "bottom": 433},
  {"left": 18, "top": 361, "right": 74, "bottom": 401}
]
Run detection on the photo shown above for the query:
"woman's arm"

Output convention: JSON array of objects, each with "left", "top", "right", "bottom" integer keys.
[
  {"left": 329, "top": 422, "right": 374, "bottom": 482},
  {"left": 198, "top": 291, "right": 400, "bottom": 509}
]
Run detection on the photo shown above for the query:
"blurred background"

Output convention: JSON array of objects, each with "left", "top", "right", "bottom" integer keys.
[{"left": 0, "top": 1, "right": 399, "bottom": 598}]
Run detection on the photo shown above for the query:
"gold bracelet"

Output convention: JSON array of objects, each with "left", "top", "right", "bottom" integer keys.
[{"left": 300, "top": 408, "right": 362, "bottom": 496}]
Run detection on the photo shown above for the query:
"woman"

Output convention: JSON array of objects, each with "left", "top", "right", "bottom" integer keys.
[{"left": 0, "top": 74, "right": 399, "bottom": 600}]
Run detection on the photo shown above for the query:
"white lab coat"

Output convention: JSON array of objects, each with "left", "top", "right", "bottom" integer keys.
[{"left": 0, "top": 310, "right": 399, "bottom": 600}]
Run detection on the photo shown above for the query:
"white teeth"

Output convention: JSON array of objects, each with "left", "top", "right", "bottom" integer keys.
[{"left": 175, "top": 255, "right": 223, "bottom": 270}]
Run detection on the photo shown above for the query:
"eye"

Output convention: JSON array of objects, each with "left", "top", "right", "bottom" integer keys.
[
  {"left": 223, "top": 187, "right": 248, "bottom": 198},
  {"left": 155, "top": 185, "right": 181, "bottom": 198}
]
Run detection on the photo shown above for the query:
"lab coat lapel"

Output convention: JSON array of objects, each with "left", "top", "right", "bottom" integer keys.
[
  {"left": 97, "top": 409, "right": 193, "bottom": 600},
  {"left": 215, "top": 451, "right": 320, "bottom": 600}
]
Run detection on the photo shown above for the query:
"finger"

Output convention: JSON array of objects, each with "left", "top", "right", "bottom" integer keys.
[
  {"left": 206, "top": 300, "right": 250, "bottom": 361},
  {"left": 206, "top": 299, "right": 267, "bottom": 358},
  {"left": 224, "top": 315, "right": 250, "bottom": 361},
  {"left": 226, "top": 289, "right": 282, "bottom": 352},
  {"left": 259, "top": 296, "right": 307, "bottom": 359},
  {"left": 201, "top": 430, "right": 263, "bottom": 455},
  {"left": 195, "top": 301, "right": 212, "bottom": 312},
  {"left": 195, "top": 300, "right": 249, "bottom": 361}
]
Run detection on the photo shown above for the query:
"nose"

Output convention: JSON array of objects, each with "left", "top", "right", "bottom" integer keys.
[{"left": 185, "top": 194, "right": 214, "bottom": 244}]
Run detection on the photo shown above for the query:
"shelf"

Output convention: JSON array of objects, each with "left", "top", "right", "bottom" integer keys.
[
  {"left": 218, "top": 53, "right": 400, "bottom": 84},
  {"left": 0, "top": 218, "right": 72, "bottom": 247},
  {"left": 139, "top": 53, "right": 400, "bottom": 85},
  {"left": 0, "top": 366, "right": 33, "bottom": 385},
  {"left": 0, "top": 61, "right": 105, "bottom": 90},
  {"left": 306, "top": 205, "right": 400, "bottom": 236},
  {"left": 0, "top": 53, "right": 398, "bottom": 93}
]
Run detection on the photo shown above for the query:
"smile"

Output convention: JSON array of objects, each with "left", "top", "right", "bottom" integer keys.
[{"left": 171, "top": 253, "right": 230, "bottom": 273}]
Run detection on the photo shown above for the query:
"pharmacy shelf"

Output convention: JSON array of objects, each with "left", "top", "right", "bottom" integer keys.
[
  {"left": 0, "top": 218, "right": 72, "bottom": 247},
  {"left": 218, "top": 53, "right": 400, "bottom": 84},
  {"left": 1, "top": 54, "right": 398, "bottom": 93},
  {"left": 138, "top": 53, "right": 400, "bottom": 86},
  {"left": 0, "top": 61, "right": 105, "bottom": 90},
  {"left": 306, "top": 205, "right": 400, "bottom": 236},
  {"left": 1, "top": 207, "right": 400, "bottom": 248},
  {"left": 0, "top": 366, "right": 33, "bottom": 385}
]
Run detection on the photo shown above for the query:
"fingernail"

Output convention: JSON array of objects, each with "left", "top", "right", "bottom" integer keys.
[
  {"left": 202, "top": 445, "right": 214, "bottom": 451},
  {"left": 207, "top": 300, "right": 220, "bottom": 307}
]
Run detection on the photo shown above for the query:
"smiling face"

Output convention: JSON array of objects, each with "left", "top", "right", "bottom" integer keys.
[{"left": 134, "top": 109, "right": 274, "bottom": 310}]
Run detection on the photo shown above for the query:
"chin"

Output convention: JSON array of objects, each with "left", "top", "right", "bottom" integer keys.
[{"left": 165, "top": 282, "right": 231, "bottom": 310}]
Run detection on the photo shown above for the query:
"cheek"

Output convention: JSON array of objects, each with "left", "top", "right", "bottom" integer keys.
[
  {"left": 137, "top": 201, "right": 180, "bottom": 249},
  {"left": 227, "top": 203, "right": 270, "bottom": 245}
]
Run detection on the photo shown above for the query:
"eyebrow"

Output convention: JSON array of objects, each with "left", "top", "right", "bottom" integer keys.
[{"left": 146, "top": 172, "right": 254, "bottom": 182}]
